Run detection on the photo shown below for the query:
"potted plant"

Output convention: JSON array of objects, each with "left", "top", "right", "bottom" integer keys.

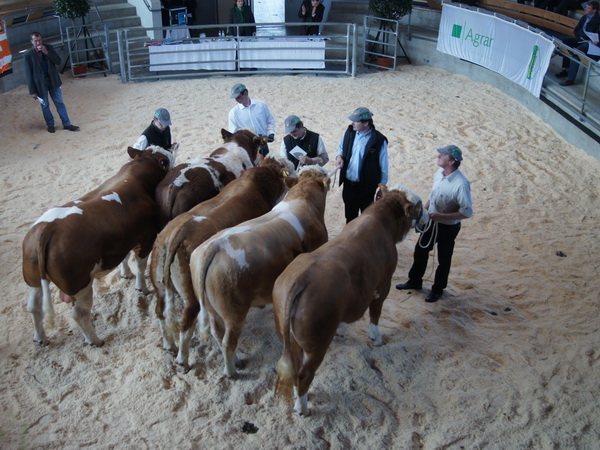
[
  {"left": 368, "top": 0, "right": 412, "bottom": 68},
  {"left": 54, "top": 0, "right": 91, "bottom": 75}
]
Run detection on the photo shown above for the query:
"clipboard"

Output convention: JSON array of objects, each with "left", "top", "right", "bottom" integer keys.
[{"left": 290, "top": 145, "right": 307, "bottom": 160}]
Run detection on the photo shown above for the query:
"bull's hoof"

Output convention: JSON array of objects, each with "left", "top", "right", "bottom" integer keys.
[
  {"left": 88, "top": 340, "right": 105, "bottom": 347},
  {"left": 176, "top": 363, "right": 191, "bottom": 374},
  {"left": 136, "top": 288, "right": 150, "bottom": 296},
  {"left": 33, "top": 338, "right": 50, "bottom": 346},
  {"left": 370, "top": 337, "right": 384, "bottom": 347},
  {"left": 163, "top": 346, "right": 178, "bottom": 357}
]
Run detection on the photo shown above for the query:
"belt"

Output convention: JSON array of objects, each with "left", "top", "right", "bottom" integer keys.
[{"left": 345, "top": 180, "right": 360, "bottom": 186}]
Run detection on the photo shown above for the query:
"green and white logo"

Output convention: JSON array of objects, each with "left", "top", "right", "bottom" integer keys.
[
  {"left": 451, "top": 22, "right": 494, "bottom": 48},
  {"left": 452, "top": 24, "right": 463, "bottom": 38}
]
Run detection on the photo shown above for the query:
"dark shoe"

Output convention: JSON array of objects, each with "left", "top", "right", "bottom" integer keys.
[
  {"left": 396, "top": 281, "right": 422, "bottom": 291},
  {"left": 47, "top": 126, "right": 55, "bottom": 133},
  {"left": 555, "top": 70, "right": 568, "bottom": 78},
  {"left": 64, "top": 124, "right": 80, "bottom": 131},
  {"left": 559, "top": 80, "right": 574, "bottom": 86},
  {"left": 425, "top": 292, "right": 443, "bottom": 303}
]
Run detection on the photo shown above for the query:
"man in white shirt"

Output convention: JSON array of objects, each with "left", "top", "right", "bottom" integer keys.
[
  {"left": 228, "top": 83, "right": 275, "bottom": 156},
  {"left": 396, "top": 145, "right": 474, "bottom": 303}
]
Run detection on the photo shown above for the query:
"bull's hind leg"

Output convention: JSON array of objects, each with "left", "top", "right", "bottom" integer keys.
[
  {"left": 175, "top": 321, "right": 196, "bottom": 373},
  {"left": 71, "top": 284, "right": 104, "bottom": 347},
  {"left": 159, "top": 288, "right": 178, "bottom": 354},
  {"left": 26, "top": 287, "right": 49, "bottom": 345},
  {"left": 221, "top": 323, "right": 244, "bottom": 378},
  {"left": 132, "top": 254, "right": 149, "bottom": 295},
  {"left": 295, "top": 337, "right": 332, "bottom": 416},
  {"left": 294, "top": 386, "right": 309, "bottom": 416},
  {"left": 120, "top": 252, "right": 134, "bottom": 278}
]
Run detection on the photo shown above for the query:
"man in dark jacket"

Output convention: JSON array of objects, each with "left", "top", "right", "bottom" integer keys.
[
  {"left": 23, "top": 32, "right": 79, "bottom": 133},
  {"left": 334, "top": 107, "right": 389, "bottom": 223},
  {"left": 280, "top": 114, "right": 329, "bottom": 169},
  {"left": 556, "top": 1, "right": 600, "bottom": 86},
  {"left": 132, "top": 108, "right": 176, "bottom": 151}
]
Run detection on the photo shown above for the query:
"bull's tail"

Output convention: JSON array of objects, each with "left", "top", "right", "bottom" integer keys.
[
  {"left": 37, "top": 226, "right": 55, "bottom": 329},
  {"left": 190, "top": 240, "right": 221, "bottom": 338},
  {"left": 164, "top": 224, "right": 200, "bottom": 335},
  {"left": 157, "top": 183, "right": 179, "bottom": 226},
  {"left": 275, "top": 281, "right": 306, "bottom": 401},
  {"left": 154, "top": 225, "right": 185, "bottom": 341}
]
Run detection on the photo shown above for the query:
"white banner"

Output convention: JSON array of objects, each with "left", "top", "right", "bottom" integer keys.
[{"left": 437, "top": 3, "right": 554, "bottom": 97}]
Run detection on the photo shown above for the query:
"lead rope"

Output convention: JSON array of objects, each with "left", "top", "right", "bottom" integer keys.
[
  {"left": 328, "top": 166, "right": 340, "bottom": 188},
  {"left": 417, "top": 220, "right": 438, "bottom": 281}
]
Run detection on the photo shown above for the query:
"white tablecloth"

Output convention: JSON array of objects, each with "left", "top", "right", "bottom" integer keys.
[
  {"left": 238, "top": 38, "right": 326, "bottom": 69},
  {"left": 165, "top": 27, "right": 191, "bottom": 40},
  {"left": 149, "top": 40, "right": 236, "bottom": 71}
]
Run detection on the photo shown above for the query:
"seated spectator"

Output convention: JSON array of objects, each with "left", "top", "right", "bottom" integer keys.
[
  {"left": 298, "top": 0, "right": 325, "bottom": 35},
  {"left": 556, "top": 1, "right": 600, "bottom": 86},
  {"left": 554, "top": 0, "right": 584, "bottom": 16},
  {"left": 229, "top": 0, "right": 256, "bottom": 37}
]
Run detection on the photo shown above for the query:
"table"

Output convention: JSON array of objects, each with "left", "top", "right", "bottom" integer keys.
[
  {"left": 165, "top": 27, "right": 191, "bottom": 40},
  {"left": 238, "top": 38, "right": 326, "bottom": 69},
  {"left": 148, "top": 40, "right": 236, "bottom": 71}
]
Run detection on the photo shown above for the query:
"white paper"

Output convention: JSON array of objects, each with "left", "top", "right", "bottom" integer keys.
[
  {"left": 584, "top": 31, "right": 599, "bottom": 43},
  {"left": 289, "top": 145, "right": 306, "bottom": 159},
  {"left": 36, "top": 96, "right": 45, "bottom": 106},
  {"left": 587, "top": 43, "right": 600, "bottom": 56}
]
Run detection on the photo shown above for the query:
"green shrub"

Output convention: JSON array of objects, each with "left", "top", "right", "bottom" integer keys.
[
  {"left": 53, "top": 0, "right": 90, "bottom": 19},
  {"left": 369, "top": 0, "right": 412, "bottom": 19}
]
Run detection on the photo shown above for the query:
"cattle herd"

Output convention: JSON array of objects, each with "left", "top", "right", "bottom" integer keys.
[{"left": 21, "top": 130, "right": 426, "bottom": 416}]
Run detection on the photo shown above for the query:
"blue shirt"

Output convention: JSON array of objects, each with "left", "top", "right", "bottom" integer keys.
[{"left": 336, "top": 128, "right": 388, "bottom": 184}]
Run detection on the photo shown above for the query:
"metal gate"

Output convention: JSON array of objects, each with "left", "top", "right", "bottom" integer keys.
[
  {"left": 363, "top": 15, "right": 410, "bottom": 70},
  {"left": 65, "top": 22, "right": 112, "bottom": 78}
]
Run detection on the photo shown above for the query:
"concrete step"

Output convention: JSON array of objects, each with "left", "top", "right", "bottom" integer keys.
[{"left": 89, "top": 3, "right": 139, "bottom": 22}]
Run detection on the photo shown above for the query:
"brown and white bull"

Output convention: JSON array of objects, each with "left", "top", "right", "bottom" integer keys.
[
  {"left": 273, "top": 184, "right": 426, "bottom": 416},
  {"left": 189, "top": 166, "right": 331, "bottom": 377},
  {"left": 155, "top": 128, "right": 264, "bottom": 225},
  {"left": 22, "top": 146, "right": 174, "bottom": 347},
  {"left": 151, "top": 155, "right": 295, "bottom": 371}
]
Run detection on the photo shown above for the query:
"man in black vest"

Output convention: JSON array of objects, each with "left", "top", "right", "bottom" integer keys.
[
  {"left": 279, "top": 115, "right": 329, "bottom": 169},
  {"left": 23, "top": 32, "right": 79, "bottom": 133},
  {"left": 334, "top": 107, "right": 389, "bottom": 223},
  {"left": 132, "top": 108, "right": 176, "bottom": 151}
]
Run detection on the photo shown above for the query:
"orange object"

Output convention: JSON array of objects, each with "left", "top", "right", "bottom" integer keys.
[{"left": 0, "top": 20, "right": 12, "bottom": 74}]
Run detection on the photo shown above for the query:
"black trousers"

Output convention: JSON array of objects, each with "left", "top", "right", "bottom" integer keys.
[
  {"left": 408, "top": 221, "right": 461, "bottom": 294},
  {"left": 342, "top": 180, "right": 376, "bottom": 223}
]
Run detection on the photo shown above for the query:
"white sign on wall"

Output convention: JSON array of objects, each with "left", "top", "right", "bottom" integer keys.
[{"left": 437, "top": 3, "right": 555, "bottom": 97}]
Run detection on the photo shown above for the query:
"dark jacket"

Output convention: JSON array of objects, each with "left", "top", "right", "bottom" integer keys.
[
  {"left": 339, "top": 124, "right": 387, "bottom": 192},
  {"left": 229, "top": 5, "right": 256, "bottom": 36},
  {"left": 23, "top": 43, "right": 62, "bottom": 96},
  {"left": 142, "top": 122, "right": 172, "bottom": 150},
  {"left": 298, "top": 1, "right": 325, "bottom": 35},
  {"left": 283, "top": 129, "right": 320, "bottom": 169},
  {"left": 574, "top": 13, "right": 600, "bottom": 40}
]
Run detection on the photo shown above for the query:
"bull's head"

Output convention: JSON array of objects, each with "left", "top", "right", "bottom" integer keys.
[
  {"left": 127, "top": 146, "right": 174, "bottom": 172},
  {"left": 377, "top": 183, "right": 428, "bottom": 229}
]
